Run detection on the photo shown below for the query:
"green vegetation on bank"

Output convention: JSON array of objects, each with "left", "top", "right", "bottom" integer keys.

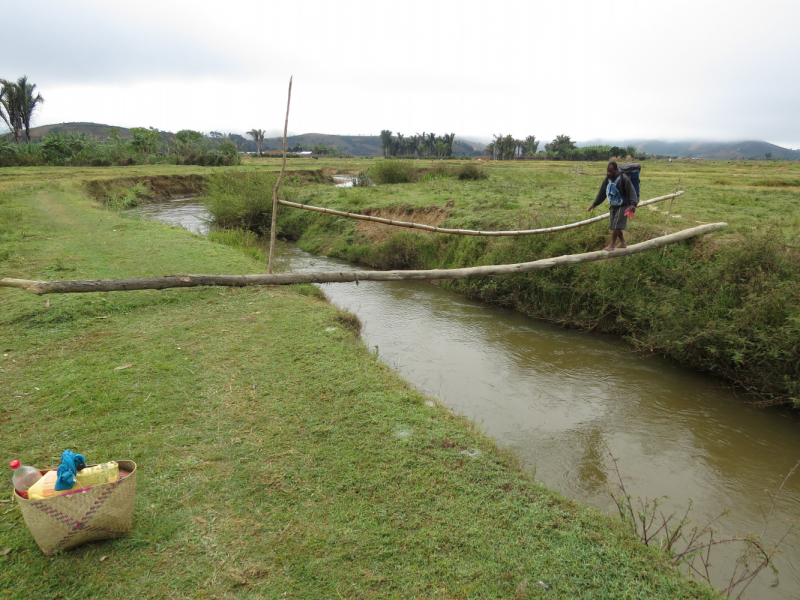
[
  {"left": 213, "top": 158, "right": 797, "bottom": 406},
  {"left": 0, "top": 173, "right": 715, "bottom": 597},
  {"left": 0, "top": 128, "right": 240, "bottom": 168}
]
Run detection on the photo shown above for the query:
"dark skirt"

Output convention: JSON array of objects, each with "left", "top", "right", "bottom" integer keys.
[{"left": 609, "top": 206, "right": 628, "bottom": 230}]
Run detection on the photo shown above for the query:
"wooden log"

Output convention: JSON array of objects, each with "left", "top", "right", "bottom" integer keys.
[
  {"left": 0, "top": 222, "right": 726, "bottom": 295},
  {"left": 277, "top": 191, "right": 685, "bottom": 236},
  {"left": 268, "top": 76, "right": 292, "bottom": 274}
]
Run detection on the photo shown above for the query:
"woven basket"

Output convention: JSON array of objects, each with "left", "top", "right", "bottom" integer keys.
[{"left": 14, "top": 460, "right": 137, "bottom": 555}]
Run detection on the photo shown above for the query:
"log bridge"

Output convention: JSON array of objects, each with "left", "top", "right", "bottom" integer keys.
[
  {"left": 0, "top": 222, "right": 726, "bottom": 295},
  {"left": 278, "top": 191, "right": 684, "bottom": 236}
]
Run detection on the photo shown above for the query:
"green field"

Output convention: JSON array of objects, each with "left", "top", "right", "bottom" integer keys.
[
  {"left": 0, "top": 170, "right": 720, "bottom": 598},
  {"left": 3, "top": 157, "right": 797, "bottom": 406}
]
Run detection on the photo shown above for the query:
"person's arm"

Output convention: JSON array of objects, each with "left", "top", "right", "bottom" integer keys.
[{"left": 588, "top": 177, "right": 608, "bottom": 212}]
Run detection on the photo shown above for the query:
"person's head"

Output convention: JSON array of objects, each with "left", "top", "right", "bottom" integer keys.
[{"left": 607, "top": 161, "right": 619, "bottom": 178}]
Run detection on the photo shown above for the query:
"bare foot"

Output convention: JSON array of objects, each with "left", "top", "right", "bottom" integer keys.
[
  {"left": 603, "top": 245, "right": 616, "bottom": 251},
  {"left": 617, "top": 243, "right": 628, "bottom": 249}
]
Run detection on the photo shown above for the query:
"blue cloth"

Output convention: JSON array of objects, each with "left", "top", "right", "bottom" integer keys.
[
  {"left": 607, "top": 175, "right": 624, "bottom": 207},
  {"left": 55, "top": 449, "right": 86, "bottom": 491}
]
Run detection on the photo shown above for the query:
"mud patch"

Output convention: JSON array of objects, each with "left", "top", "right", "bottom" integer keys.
[
  {"left": 356, "top": 206, "right": 451, "bottom": 243},
  {"left": 84, "top": 175, "right": 206, "bottom": 202}
]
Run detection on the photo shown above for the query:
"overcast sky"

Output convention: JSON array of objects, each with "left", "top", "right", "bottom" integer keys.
[{"left": 5, "top": 0, "right": 800, "bottom": 147}]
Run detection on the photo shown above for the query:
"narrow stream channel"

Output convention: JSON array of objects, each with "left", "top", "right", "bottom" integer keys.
[{"left": 134, "top": 198, "right": 800, "bottom": 599}]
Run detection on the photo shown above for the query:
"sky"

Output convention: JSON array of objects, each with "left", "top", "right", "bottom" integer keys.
[{"left": 5, "top": 0, "right": 800, "bottom": 148}]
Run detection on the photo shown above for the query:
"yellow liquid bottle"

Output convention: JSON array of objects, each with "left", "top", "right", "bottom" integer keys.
[{"left": 76, "top": 461, "right": 119, "bottom": 487}]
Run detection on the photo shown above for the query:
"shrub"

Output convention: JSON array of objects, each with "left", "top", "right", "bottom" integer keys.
[
  {"left": 203, "top": 171, "right": 297, "bottom": 232},
  {"left": 369, "top": 160, "right": 418, "bottom": 184},
  {"left": 352, "top": 170, "right": 373, "bottom": 187},
  {"left": 456, "top": 163, "right": 488, "bottom": 180},
  {"left": 0, "top": 140, "right": 20, "bottom": 167},
  {"left": 420, "top": 164, "right": 454, "bottom": 181},
  {"left": 105, "top": 182, "right": 150, "bottom": 211}
]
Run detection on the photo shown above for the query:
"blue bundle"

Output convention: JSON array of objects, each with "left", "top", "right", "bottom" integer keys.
[{"left": 54, "top": 449, "right": 87, "bottom": 491}]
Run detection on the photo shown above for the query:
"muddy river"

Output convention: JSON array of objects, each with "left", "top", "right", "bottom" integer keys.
[{"left": 134, "top": 198, "right": 800, "bottom": 599}]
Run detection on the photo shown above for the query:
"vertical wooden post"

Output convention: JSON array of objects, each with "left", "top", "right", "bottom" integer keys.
[
  {"left": 268, "top": 76, "right": 293, "bottom": 274},
  {"left": 663, "top": 177, "right": 681, "bottom": 234},
  {"left": 662, "top": 177, "right": 681, "bottom": 259}
]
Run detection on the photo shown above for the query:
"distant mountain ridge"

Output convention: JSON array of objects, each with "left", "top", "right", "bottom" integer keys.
[
  {"left": 22, "top": 122, "right": 137, "bottom": 142},
  {"left": 261, "top": 132, "right": 484, "bottom": 156},
  {"left": 579, "top": 138, "right": 800, "bottom": 160},
  {"left": 15, "top": 124, "right": 798, "bottom": 159},
  {"left": 14, "top": 123, "right": 484, "bottom": 156}
]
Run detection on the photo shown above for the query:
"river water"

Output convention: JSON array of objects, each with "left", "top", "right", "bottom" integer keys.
[{"left": 135, "top": 198, "right": 800, "bottom": 599}]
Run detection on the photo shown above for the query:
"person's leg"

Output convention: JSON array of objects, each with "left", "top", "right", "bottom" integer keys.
[
  {"left": 604, "top": 231, "right": 617, "bottom": 251},
  {"left": 616, "top": 230, "right": 627, "bottom": 248}
]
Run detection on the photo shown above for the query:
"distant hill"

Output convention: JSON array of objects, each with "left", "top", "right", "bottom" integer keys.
[
  {"left": 24, "top": 122, "right": 136, "bottom": 142},
  {"left": 13, "top": 123, "right": 484, "bottom": 156},
  {"left": 579, "top": 138, "right": 800, "bottom": 160},
  {"left": 262, "top": 132, "right": 483, "bottom": 156},
  {"left": 262, "top": 133, "right": 382, "bottom": 156},
  {"left": 20, "top": 124, "right": 795, "bottom": 160},
  {"left": 636, "top": 140, "right": 800, "bottom": 160}
]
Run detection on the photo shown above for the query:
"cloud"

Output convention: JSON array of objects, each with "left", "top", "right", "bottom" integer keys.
[
  {"left": 7, "top": 0, "right": 800, "bottom": 147},
  {"left": 4, "top": 0, "right": 244, "bottom": 85}
]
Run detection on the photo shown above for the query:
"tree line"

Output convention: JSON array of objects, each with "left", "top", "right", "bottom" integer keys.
[
  {"left": 484, "top": 134, "right": 540, "bottom": 160},
  {"left": 0, "top": 75, "right": 243, "bottom": 167},
  {"left": 485, "top": 134, "right": 640, "bottom": 161},
  {"left": 380, "top": 131, "right": 456, "bottom": 158}
]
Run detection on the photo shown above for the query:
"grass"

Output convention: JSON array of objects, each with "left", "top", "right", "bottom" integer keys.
[{"left": 0, "top": 174, "right": 716, "bottom": 598}]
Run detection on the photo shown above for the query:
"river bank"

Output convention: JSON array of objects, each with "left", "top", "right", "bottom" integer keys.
[
  {"left": 0, "top": 176, "right": 717, "bottom": 597},
  {"left": 130, "top": 194, "right": 800, "bottom": 599}
]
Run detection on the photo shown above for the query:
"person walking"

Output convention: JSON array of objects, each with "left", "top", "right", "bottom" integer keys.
[{"left": 587, "top": 161, "right": 639, "bottom": 250}]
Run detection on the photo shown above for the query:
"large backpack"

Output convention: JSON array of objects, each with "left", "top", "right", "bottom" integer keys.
[{"left": 620, "top": 162, "right": 641, "bottom": 197}]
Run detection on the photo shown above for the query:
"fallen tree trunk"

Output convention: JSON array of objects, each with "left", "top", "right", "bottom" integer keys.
[
  {"left": 277, "top": 191, "right": 685, "bottom": 236},
  {"left": 0, "top": 223, "right": 726, "bottom": 295}
]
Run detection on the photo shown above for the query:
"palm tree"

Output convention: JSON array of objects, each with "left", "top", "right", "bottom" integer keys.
[
  {"left": 246, "top": 128, "right": 266, "bottom": 156},
  {"left": 545, "top": 135, "right": 576, "bottom": 157},
  {"left": 427, "top": 132, "right": 436, "bottom": 155},
  {"left": 380, "top": 130, "right": 393, "bottom": 157},
  {"left": 416, "top": 132, "right": 426, "bottom": 157},
  {"left": 0, "top": 77, "right": 44, "bottom": 143},
  {"left": 18, "top": 76, "right": 44, "bottom": 143},
  {"left": 0, "top": 80, "right": 22, "bottom": 143},
  {"left": 524, "top": 135, "right": 539, "bottom": 156},
  {"left": 441, "top": 133, "right": 455, "bottom": 156}
]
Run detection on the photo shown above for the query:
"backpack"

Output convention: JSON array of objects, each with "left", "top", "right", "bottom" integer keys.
[
  {"left": 607, "top": 176, "right": 624, "bottom": 207},
  {"left": 620, "top": 163, "right": 641, "bottom": 197}
]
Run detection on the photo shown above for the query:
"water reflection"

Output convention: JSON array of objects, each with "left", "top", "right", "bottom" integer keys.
[{"left": 127, "top": 197, "right": 210, "bottom": 234}]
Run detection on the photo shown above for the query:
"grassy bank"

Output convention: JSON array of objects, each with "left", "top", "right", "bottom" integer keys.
[
  {"left": 0, "top": 175, "right": 715, "bottom": 597},
  {"left": 245, "top": 159, "right": 799, "bottom": 406}
]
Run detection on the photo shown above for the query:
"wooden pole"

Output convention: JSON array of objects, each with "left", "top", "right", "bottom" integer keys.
[
  {"left": 664, "top": 177, "right": 681, "bottom": 234},
  {"left": 276, "top": 191, "right": 684, "bottom": 237},
  {"left": 663, "top": 177, "right": 682, "bottom": 258},
  {"left": 0, "top": 223, "right": 726, "bottom": 295},
  {"left": 268, "top": 76, "right": 292, "bottom": 274}
]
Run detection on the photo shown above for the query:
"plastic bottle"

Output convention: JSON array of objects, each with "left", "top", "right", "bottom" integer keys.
[
  {"left": 27, "top": 470, "right": 81, "bottom": 500},
  {"left": 76, "top": 461, "right": 119, "bottom": 488},
  {"left": 10, "top": 460, "right": 42, "bottom": 493}
]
